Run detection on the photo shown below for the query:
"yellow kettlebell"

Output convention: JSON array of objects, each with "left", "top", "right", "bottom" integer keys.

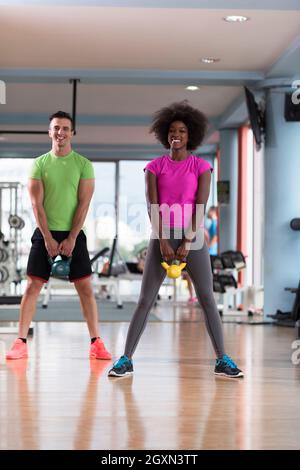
[{"left": 161, "top": 261, "right": 186, "bottom": 279}]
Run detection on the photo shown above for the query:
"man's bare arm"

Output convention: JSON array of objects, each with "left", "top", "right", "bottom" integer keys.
[
  {"left": 28, "top": 178, "right": 59, "bottom": 257},
  {"left": 59, "top": 178, "right": 95, "bottom": 257}
]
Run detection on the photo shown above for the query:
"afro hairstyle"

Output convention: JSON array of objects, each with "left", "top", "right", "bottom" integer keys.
[{"left": 150, "top": 101, "right": 208, "bottom": 150}]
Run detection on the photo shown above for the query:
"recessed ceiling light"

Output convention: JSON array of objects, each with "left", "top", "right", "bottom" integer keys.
[
  {"left": 185, "top": 85, "right": 199, "bottom": 91},
  {"left": 201, "top": 57, "right": 220, "bottom": 64},
  {"left": 223, "top": 15, "right": 249, "bottom": 22}
]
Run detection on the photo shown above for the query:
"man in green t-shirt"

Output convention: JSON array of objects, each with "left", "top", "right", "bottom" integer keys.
[{"left": 6, "top": 111, "right": 111, "bottom": 361}]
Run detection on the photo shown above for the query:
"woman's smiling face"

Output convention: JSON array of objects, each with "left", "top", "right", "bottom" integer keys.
[{"left": 168, "top": 121, "right": 188, "bottom": 149}]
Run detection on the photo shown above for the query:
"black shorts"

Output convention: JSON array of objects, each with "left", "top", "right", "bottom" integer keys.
[{"left": 27, "top": 228, "right": 92, "bottom": 282}]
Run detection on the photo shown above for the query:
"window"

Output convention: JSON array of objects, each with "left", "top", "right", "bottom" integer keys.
[
  {"left": 119, "top": 161, "right": 151, "bottom": 261},
  {"left": 86, "top": 162, "right": 115, "bottom": 253}
]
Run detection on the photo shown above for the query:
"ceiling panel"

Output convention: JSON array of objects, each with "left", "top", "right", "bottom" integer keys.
[
  {"left": 1, "top": 7, "right": 300, "bottom": 70},
  {"left": 1, "top": 3, "right": 300, "bottom": 159}
]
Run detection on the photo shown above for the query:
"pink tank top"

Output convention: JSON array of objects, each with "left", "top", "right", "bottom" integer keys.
[{"left": 144, "top": 154, "right": 212, "bottom": 228}]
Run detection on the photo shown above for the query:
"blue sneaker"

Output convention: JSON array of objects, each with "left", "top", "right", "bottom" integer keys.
[
  {"left": 108, "top": 355, "right": 133, "bottom": 377},
  {"left": 214, "top": 354, "right": 244, "bottom": 378}
]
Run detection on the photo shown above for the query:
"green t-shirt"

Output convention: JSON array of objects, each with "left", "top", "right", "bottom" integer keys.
[{"left": 30, "top": 150, "right": 95, "bottom": 230}]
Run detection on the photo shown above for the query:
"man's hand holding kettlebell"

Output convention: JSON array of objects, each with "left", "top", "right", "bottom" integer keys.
[
  {"left": 59, "top": 235, "right": 76, "bottom": 257},
  {"left": 45, "top": 236, "right": 60, "bottom": 258}
]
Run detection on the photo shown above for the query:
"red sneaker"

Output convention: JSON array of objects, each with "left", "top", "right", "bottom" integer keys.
[
  {"left": 89, "top": 338, "right": 112, "bottom": 360},
  {"left": 6, "top": 339, "right": 28, "bottom": 360}
]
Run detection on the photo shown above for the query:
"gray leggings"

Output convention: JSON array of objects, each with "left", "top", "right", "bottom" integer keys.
[{"left": 124, "top": 234, "right": 225, "bottom": 359}]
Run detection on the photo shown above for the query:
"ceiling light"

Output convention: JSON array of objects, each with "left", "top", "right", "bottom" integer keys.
[
  {"left": 185, "top": 86, "right": 199, "bottom": 91},
  {"left": 223, "top": 15, "right": 249, "bottom": 22},
  {"left": 201, "top": 57, "right": 220, "bottom": 64}
]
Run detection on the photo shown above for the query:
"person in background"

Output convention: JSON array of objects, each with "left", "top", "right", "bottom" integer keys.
[
  {"left": 182, "top": 271, "right": 197, "bottom": 303},
  {"left": 206, "top": 206, "right": 218, "bottom": 255}
]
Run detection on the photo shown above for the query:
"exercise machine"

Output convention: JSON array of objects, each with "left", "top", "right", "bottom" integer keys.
[
  {"left": 0, "top": 182, "right": 27, "bottom": 334},
  {"left": 267, "top": 219, "right": 300, "bottom": 336}
]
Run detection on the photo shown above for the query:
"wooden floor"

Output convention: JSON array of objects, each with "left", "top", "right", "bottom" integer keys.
[{"left": 0, "top": 302, "right": 300, "bottom": 450}]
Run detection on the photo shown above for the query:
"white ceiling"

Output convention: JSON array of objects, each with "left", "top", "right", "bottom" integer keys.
[
  {"left": 0, "top": 1, "right": 300, "bottom": 160},
  {"left": 1, "top": 7, "right": 300, "bottom": 70}
]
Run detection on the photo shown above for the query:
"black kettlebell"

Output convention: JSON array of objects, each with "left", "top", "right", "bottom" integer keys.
[{"left": 48, "top": 255, "right": 72, "bottom": 278}]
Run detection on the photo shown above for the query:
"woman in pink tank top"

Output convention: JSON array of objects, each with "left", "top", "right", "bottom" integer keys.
[{"left": 108, "top": 101, "right": 244, "bottom": 379}]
